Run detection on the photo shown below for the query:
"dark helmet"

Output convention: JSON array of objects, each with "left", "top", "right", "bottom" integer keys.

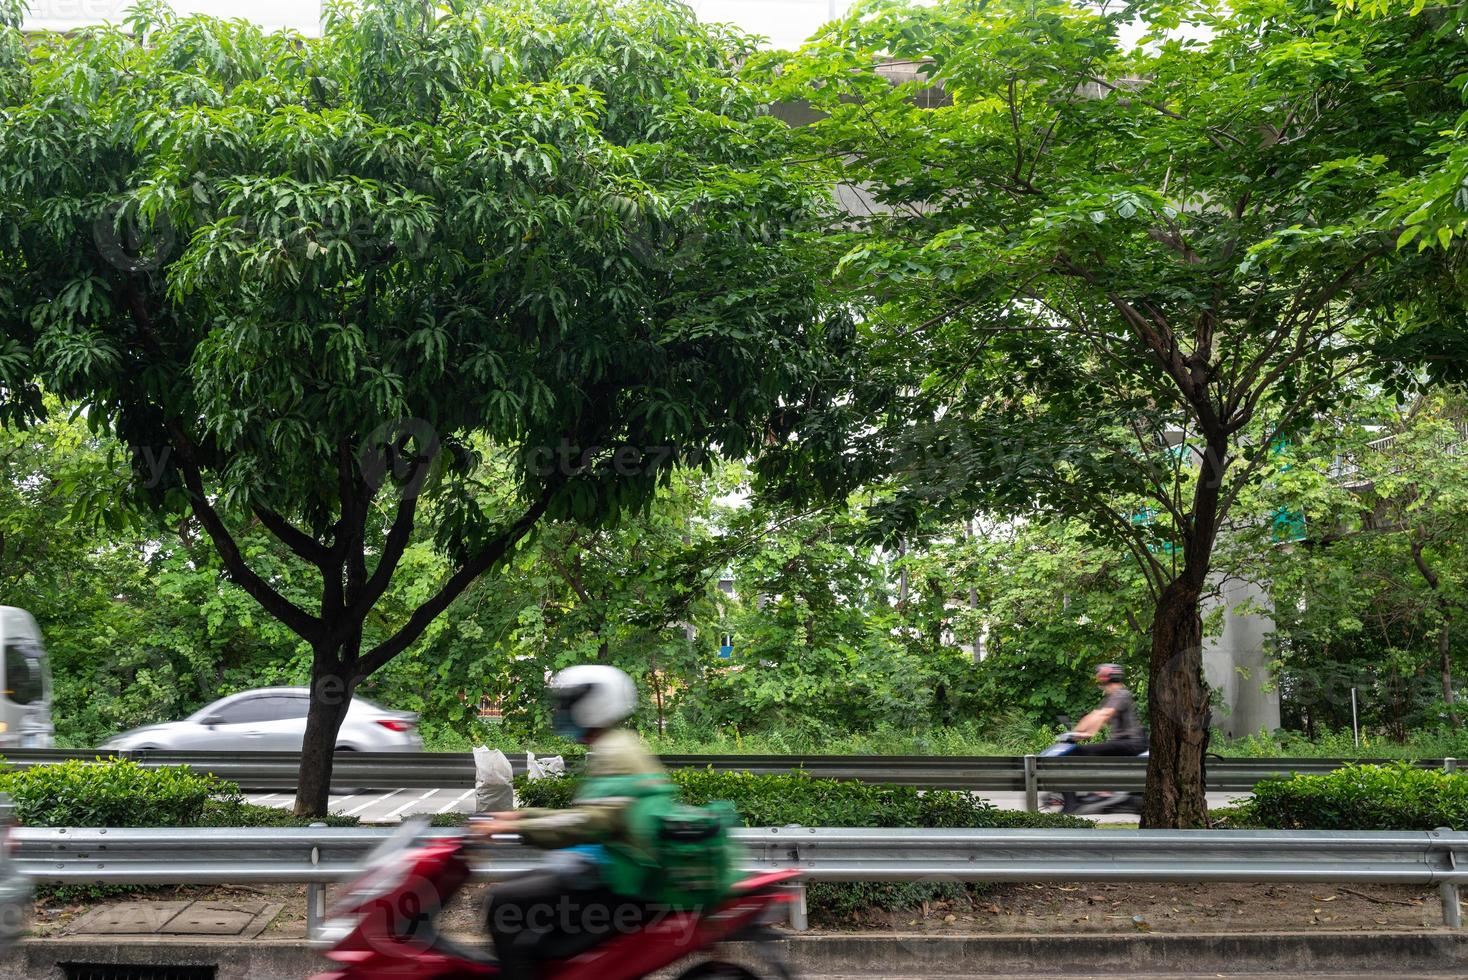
[{"left": 1095, "top": 663, "right": 1125, "bottom": 684}]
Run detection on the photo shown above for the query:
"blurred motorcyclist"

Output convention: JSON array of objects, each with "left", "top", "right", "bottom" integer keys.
[
  {"left": 1068, "top": 663, "right": 1146, "bottom": 756},
  {"left": 471, "top": 665, "right": 671, "bottom": 980}
]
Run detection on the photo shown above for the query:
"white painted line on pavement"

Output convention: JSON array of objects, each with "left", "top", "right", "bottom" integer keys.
[
  {"left": 438, "top": 789, "right": 476, "bottom": 815},
  {"left": 248, "top": 794, "right": 280, "bottom": 806},
  {"left": 345, "top": 790, "right": 401, "bottom": 817},
  {"left": 383, "top": 789, "right": 437, "bottom": 822},
  {"left": 329, "top": 793, "right": 363, "bottom": 811}
]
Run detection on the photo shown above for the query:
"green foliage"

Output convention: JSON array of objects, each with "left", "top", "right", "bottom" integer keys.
[
  {"left": 391, "top": 465, "right": 746, "bottom": 742},
  {"left": 403, "top": 811, "right": 471, "bottom": 828},
  {"left": 0, "top": 758, "right": 357, "bottom": 902},
  {"left": 4, "top": 0, "right": 1468, "bottom": 785},
  {"left": 952, "top": 520, "right": 1152, "bottom": 724},
  {"left": 1242, "top": 763, "right": 1468, "bottom": 830},
  {"left": 0, "top": 758, "right": 360, "bottom": 827},
  {"left": 200, "top": 799, "right": 360, "bottom": 828},
  {"left": 805, "top": 879, "right": 978, "bottom": 922},
  {"left": 1229, "top": 391, "right": 1468, "bottom": 738},
  {"left": 752, "top": 0, "right": 1468, "bottom": 825},
  {"left": 645, "top": 722, "right": 1055, "bottom": 757},
  {"left": 0, "top": 0, "right": 824, "bottom": 810},
  {"left": 0, "top": 407, "right": 309, "bottom": 746},
  {"left": 0, "top": 758, "right": 220, "bottom": 827}
]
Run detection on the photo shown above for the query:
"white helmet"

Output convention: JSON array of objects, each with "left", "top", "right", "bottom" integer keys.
[{"left": 549, "top": 664, "right": 637, "bottom": 736}]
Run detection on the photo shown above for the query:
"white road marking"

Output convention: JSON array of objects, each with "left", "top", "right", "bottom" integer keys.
[
  {"left": 328, "top": 793, "right": 364, "bottom": 812},
  {"left": 382, "top": 789, "right": 437, "bottom": 821},
  {"left": 345, "top": 789, "right": 402, "bottom": 816},
  {"left": 438, "top": 789, "right": 476, "bottom": 814}
]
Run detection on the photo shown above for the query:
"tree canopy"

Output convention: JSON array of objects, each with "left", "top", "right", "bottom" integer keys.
[
  {"left": 757, "top": 0, "right": 1467, "bottom": 823},
  {"left": 0, "top": 0, "right": 824, "bottom": 812}
]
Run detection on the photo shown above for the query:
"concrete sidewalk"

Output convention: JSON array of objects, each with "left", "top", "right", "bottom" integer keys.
[
  {"left": 60, "top": 898, "right": 282, "bottom": 939},
  {"left": 4, "top": 931, "right": 1467, "bottom": 979}
]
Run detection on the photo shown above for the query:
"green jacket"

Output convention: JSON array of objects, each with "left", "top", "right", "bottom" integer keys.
[
  {"left": 514, "top": 729, "right": 665, "bottom": 850},
  {"left": 515, "top": 729, "right": 740, "bottom": 905}
]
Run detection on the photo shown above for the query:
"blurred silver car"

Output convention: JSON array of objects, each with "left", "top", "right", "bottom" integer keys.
[{"left": 99, "top": 687, "right": 422, "bottom": 753}]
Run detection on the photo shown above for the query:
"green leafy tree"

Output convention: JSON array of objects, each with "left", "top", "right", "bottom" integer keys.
[
  {"left": 382, "top": 463, "right": 739, "bottom": 741},
  {"left": 0, "top": 0, "right": 821, "bottom": 813},
  {"left": 1242, "top": 391, "right": 1468, "bottom": 735},
  {"left": 759, "top": 0, "right": 1459, "bottom": 824},
  {"left": 953, "top": 518, "right": 1153, "bottom": 724},
  {"left": 685, "top": 492, "right": 978, "bottom": 736}
]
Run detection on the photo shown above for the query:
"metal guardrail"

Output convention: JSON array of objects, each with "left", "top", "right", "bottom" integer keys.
[
  {"left": 14, "top": 826, "right": 1468, "bottom": 931},
  {"left": 0, "top": 749, "right": 1457, "bottom": 805}
]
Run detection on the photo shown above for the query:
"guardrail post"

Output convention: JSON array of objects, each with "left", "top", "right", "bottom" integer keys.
[
  {"left": 788, "top": 882, "right": 808, "bottom": 932},
  {"left": 1435, "top": 826, "right": 1462, "bottom": 928},
  {"left": 1442, "top": 883, "right": 1462, "bottom": 929},
  {"left": 1023, "top": 755, "right": 1039, "bottom": 812},
  {"left": 307, "top": 882, "right": 325, "bottom": 940},
  {"left": 307, "top": 821, "right": 327, "bottom": 941},
  {"left": 1446, "top": 757, "right": 1458, "bottom": 774}
]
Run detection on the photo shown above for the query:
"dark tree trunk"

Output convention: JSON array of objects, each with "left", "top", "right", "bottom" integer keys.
[
  {"left": 294, "top": 656, "right": 355, "bottom": 817},
  {"left": 1141, "top": 431, "right": 1226, "bottom": 829},
  {"left": 1141, "top": 577, "right": 1211, "bottom": 828}
]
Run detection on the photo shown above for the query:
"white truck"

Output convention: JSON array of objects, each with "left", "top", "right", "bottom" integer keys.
[{"left": 0, "top": 608, "right": 53, "bottom": 750}]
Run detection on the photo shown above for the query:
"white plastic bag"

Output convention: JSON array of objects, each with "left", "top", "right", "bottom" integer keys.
[
  {"left": 525, "top": 751, "right": 566, "bottom": 781},
  {"left": 473, "top": 746, "right": 514, "bottom": 813}
]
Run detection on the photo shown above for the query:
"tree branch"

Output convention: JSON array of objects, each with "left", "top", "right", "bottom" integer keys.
[
  {"left": 335, "top": 493, "right": 420, "bottom": 642},
  {"left": 252, "top": 504, "right": 332, "bottom": 566},
  {"left": 353, "top": 490, "right": 554, "bottom": 679},
  {"left": 166, "top": 423, "right": 322, "bottom": 640}
]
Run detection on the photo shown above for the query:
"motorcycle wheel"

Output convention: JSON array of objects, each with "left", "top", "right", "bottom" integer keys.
[{"left": 676, "top": 961, "right": 768, "bottom": 980}]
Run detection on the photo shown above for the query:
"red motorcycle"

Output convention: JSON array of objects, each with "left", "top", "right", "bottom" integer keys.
[{"left": 310, "top": 819, "right": 801, "bottom": 980}]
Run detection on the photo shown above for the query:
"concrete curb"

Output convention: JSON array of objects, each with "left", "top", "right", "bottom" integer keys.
[
  {"left": 784, "top": 931, "right": 1468, "bottom": 974},
  {"left": 3, "top": 931, "right": 1466, "bottom": 978}
]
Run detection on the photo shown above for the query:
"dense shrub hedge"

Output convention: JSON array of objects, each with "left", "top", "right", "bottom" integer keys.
[
  {"left": 0, "top": 758, "right": 357, "bottom": 901},
  {"left": 0, "top": 757, "right": 358, "bottom": 829},
  {"left": 1242, "top": 763, "right": 1468, "bottom": 830},
  {"left": 0, "top": 759, "right": 218, "bottom": 827}
]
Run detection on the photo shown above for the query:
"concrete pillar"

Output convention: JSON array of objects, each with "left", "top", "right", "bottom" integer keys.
[{"left": 1202, "top": 578, "right": 1281, "bottom": 738}]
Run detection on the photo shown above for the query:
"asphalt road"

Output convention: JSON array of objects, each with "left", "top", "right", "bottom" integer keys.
[
  {"left": 246, "top": 786, "right": 478, "bottom": 821},
  {"left": 245, "top": 787, "right": 1250, "bottom": 824}
]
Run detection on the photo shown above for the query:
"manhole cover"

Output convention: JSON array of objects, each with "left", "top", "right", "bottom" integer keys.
[
  {"left": 158, "top": 901, "right": 265, "bottom": 936},
  {"left": 66, "top": 902, "right": 190, "bottom": 936}
]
